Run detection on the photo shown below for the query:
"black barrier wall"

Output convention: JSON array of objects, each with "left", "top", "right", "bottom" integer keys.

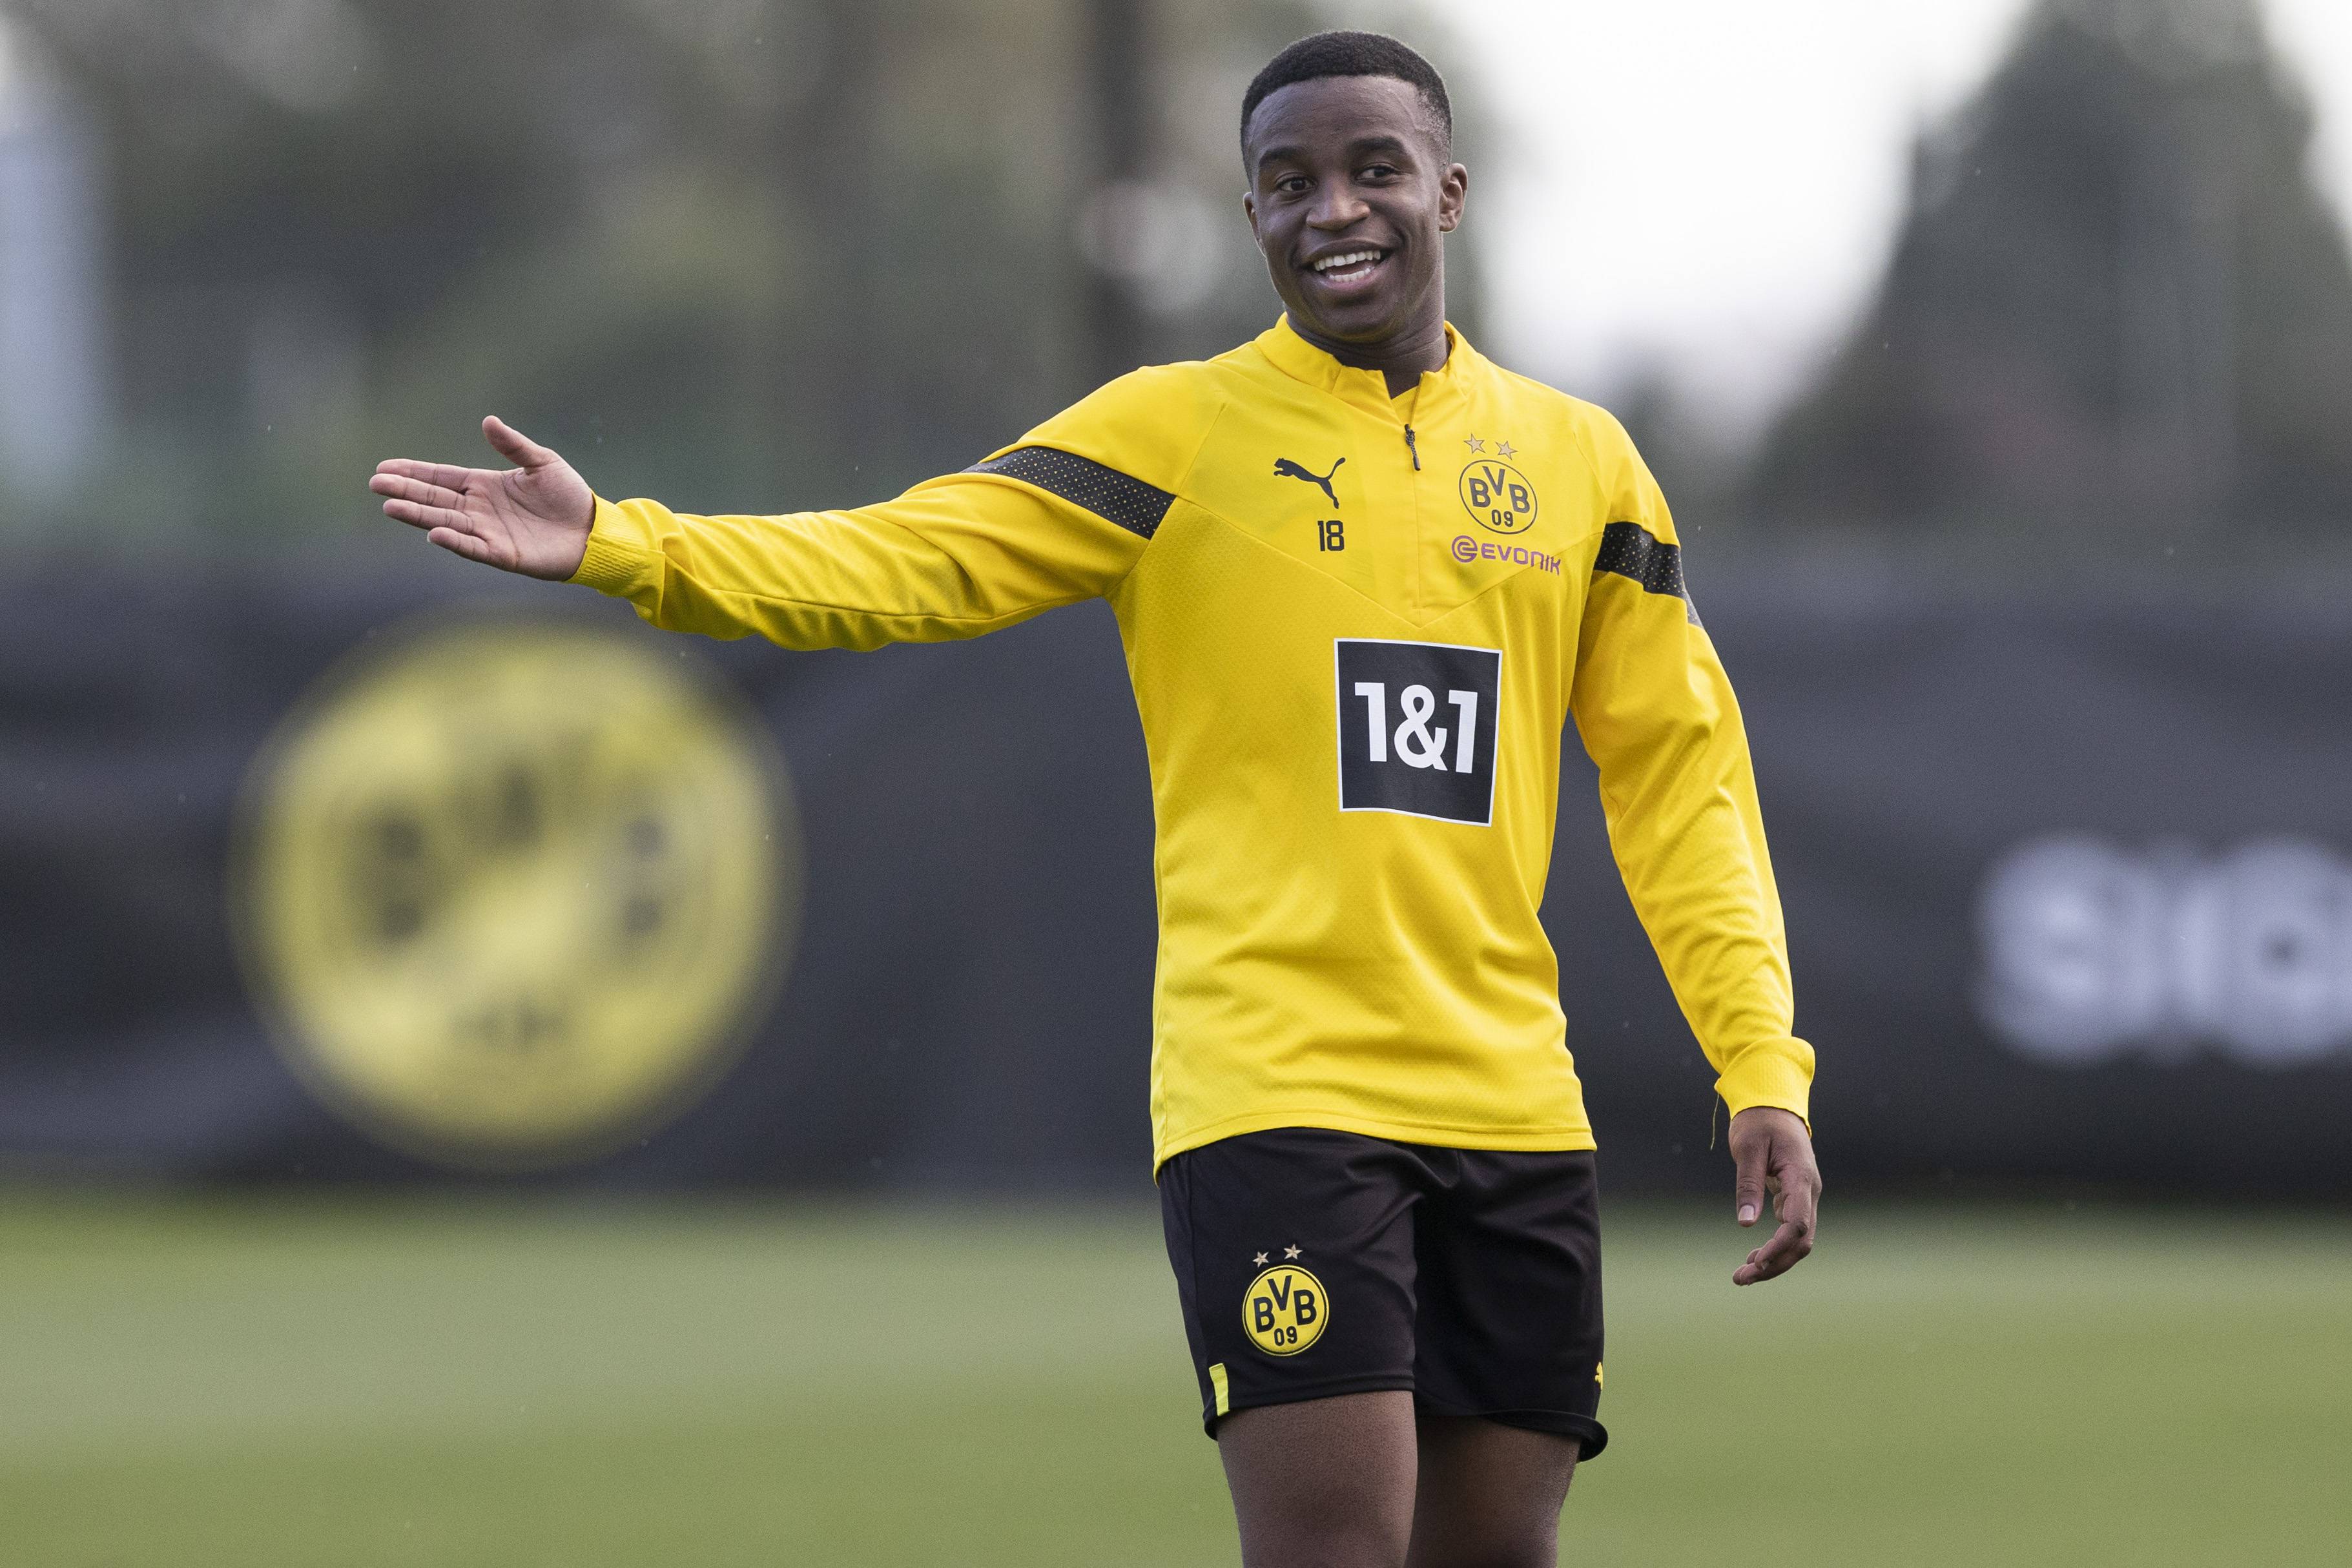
[{"left": 3, "top": 548, "right": 2348, "bottom": 1195}]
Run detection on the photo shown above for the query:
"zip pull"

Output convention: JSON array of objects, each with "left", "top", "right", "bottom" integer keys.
[{"left": 1404, "top": 425, "right": 1420, "bottom": 470}]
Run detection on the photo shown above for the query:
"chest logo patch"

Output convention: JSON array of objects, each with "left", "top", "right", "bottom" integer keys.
[
  {"left": 1244, "top": 1264, "right": 1329, "bottom": 1356},
  {"left": 1335, "top": 638, "right": 1502, "bottom": 826},
  {"left": 1460, "top": 458, "right": 1538, "bottom": 534},
  {"left": 1274, "top": 455, "right": 1345, "bottom": 508}
]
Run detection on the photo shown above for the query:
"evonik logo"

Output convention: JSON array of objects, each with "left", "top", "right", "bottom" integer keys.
[{"left": 1451, "top": 535, "right": 1561, "bottom": 575}]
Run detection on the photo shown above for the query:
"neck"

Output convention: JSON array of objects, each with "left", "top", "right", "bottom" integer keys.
[{"left": 1292, "top": 309, "right": 1450, "bottom": 399}]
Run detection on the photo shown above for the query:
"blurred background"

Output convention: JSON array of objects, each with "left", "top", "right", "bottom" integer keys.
[{"left": 1, "top": 0, "right": 2347, "bottom": 1563}]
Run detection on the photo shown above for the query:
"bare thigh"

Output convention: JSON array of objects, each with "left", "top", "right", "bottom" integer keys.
[
  {"left": 1405, "top": 1411, "right": 1579, "bottom": 1568},
  {"left": 1217, "top": 1390, "right": 1418, "bottom": 1568},
  {"left": 1214, "top": 1395, "right": 1579, "bottom": 1568}
]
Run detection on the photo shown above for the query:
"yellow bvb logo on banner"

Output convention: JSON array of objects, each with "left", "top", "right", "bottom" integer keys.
[
  {"left": 231, "top": 618, "right": 800, "bottom": 1171},
  {"left": 1243, "top": 1264, "right": 1329, "bottom": 1357}
]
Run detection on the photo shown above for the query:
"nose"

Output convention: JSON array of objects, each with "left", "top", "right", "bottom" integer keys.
[{"left": 1306, "top": 183, "right": 1370, "bottom": 231}]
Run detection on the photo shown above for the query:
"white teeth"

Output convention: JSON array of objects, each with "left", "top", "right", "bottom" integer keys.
[{"left": 1313, "top": 251, "right": 1381, "bottom": 273}]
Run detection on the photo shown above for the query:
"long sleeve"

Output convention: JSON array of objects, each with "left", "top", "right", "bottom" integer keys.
[
  {"left": 570, "top": 473, "right": 1145, "bottom": 650},
  {"left": 1567, "top": 422, "right": 1814, "bottom": 1124},
  {"left": 566, "top": 366, "right": 1219, "bottom": 650}
]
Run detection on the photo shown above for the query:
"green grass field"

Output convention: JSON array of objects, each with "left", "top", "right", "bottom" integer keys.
[{"left": 1, "top": 1193, "right": 2345, "bottom": 1567}]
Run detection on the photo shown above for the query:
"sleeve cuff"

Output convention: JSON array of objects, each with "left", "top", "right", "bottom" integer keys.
[
  {"left": 1714, "top": 1035, "right": 1815, "bottom": 1128},
  {"left": 568, "top": 495, "right": 658, "bottom": 595}
]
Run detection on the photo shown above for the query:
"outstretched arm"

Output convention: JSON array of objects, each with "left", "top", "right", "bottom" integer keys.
[
  {"left": 369, "top": 417, "right": 593, "bottom": 580},
  {"left": 369, "top": 369, "right": 1208, "bottom": 651}
]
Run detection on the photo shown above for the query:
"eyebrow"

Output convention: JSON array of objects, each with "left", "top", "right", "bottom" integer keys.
[{"left": 1253, "top": 132, "right": 1420, "bottom": 177}]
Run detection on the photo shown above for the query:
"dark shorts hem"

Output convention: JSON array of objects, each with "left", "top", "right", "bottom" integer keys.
[
  {"left": 1202, "top": 1372, "right": 1414, "bottom": 1438},
  {"left": 1412, "top": 1395, "right": 1609, "bottom": 1460}
]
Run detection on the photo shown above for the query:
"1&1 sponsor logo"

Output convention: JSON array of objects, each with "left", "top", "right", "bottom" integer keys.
[
  {"left": 1335, "top": 639, "right": 1501, "bottom": 826},
  {"left": 1452, "top": 534, "right": 1562, "bottom": 575}
]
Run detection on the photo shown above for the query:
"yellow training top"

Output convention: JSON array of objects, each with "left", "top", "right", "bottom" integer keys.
[{"left": 572, "top": 316, "right": 1813, "bottom": 1166}]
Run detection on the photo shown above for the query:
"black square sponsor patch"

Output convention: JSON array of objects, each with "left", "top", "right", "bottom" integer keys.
[{"left": 1334, "top": 638, "right": 1502, "bottom": 825}]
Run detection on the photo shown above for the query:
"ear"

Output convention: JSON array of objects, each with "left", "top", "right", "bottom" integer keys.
[
  {"left": 1243, "top": 188, "right": 1264, "bottom": 249},
  {"left": 1436, "top": 162, "right": 1469, "bottom": 234}
]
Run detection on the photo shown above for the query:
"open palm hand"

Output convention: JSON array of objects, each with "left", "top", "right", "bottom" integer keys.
[{"left": 369, "top": 417, "right": 595, "bottom": 580}]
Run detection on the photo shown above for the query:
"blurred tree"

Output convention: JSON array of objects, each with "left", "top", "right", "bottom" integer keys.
[
  {"left": 0, "top": 0, "right": 1481, "bottom": 539},
  {"left": 1748, "top": 0, "right": 2352, "bottom": 542}
]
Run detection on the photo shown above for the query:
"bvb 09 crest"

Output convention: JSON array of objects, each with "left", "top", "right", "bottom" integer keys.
[
  {"left": 1244, "top": 1264, "right": 1330, "bottom": 1356},
  {"left": 231, "top": 619, "right": 800, "bottom": 1171},
  {"left": 1459, "top": 458, "right": 1538, "bottom": 535}
]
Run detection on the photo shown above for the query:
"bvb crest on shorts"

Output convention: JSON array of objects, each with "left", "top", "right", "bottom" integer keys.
[
  {"left": 231, "top": 617, "right": 800, "bottom": 1171},
  {"left": 1243, "top": 1258, "right": 1329, "bottom": 1356}
]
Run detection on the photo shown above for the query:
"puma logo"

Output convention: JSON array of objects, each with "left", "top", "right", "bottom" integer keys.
[{"left": 1274, "top": 456, "right": 1345, "bottom": 508}]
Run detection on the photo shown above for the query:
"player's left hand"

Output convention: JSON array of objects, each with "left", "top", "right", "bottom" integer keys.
[{"left": 1728, "top": 1107, "right": 1819, "bottom": 1286}]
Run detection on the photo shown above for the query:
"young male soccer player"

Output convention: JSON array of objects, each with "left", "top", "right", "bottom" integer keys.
[{"left": 371, "top": 30, "right": 1821, "bottom": 1567}]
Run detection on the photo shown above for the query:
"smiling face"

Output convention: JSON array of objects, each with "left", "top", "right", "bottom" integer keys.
[{"left": 1242, "top": 74, "right": 1468, "bottom": 367}]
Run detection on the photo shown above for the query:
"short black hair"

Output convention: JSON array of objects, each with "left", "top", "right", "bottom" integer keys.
[{"left": 1239, "top": 30, "right": 1452, "bottom": 156}]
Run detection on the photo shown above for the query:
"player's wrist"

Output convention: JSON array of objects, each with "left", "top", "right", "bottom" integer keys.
[
  {"left": 566, "top": 496, "right": 646, "bottom": 590},
  {"left": 1714, "top": 1039, "right": 1813, "bottom": 1130}
]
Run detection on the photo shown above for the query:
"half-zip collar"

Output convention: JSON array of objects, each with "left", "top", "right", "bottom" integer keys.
[{"left": 1254, "top": 314, "right": 1480, "bottom": 425}]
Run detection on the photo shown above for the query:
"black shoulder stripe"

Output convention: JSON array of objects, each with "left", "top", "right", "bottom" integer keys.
[
  {"left": 965, "top": 446, "right": 1173, "bottom": 540},
  {"left": 1593, "top": 521, "right": 1702, "bottom": 626}
]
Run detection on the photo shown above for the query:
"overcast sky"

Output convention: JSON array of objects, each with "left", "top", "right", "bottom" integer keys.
[{"left": 1444, "top": 0, "right": 2352, "bottom": 431}]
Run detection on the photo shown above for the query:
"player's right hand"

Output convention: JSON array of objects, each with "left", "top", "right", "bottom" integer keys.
[{"left": 369, "top": 416, "right": 595, "bottom": 580}]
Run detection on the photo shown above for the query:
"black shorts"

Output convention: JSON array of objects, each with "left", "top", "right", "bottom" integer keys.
[{"left": 1159, "top": 1127, "right": 1607, "bottom": 1458}]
